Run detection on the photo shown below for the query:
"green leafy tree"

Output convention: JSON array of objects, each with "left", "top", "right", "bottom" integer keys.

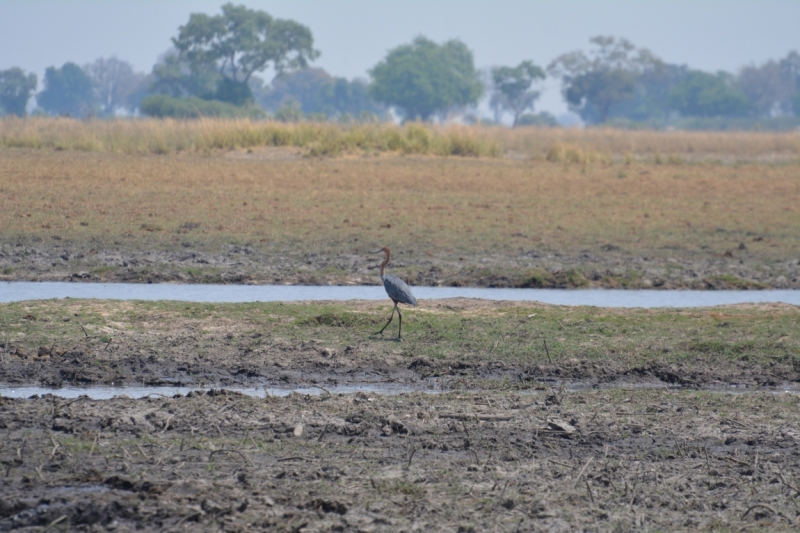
[
  {"left": 124, "top": 74, "right": 156, "bottom": 113},
  {"left": 548, "top": 36, "right": 662, "bottom": 124},
  {"left": 150, "top": 49, "right": 221, "bottom": 100},
  {"left": 37, "top": 62, "right": 97, "bottom": 117},
  {"left": 605, "top": 63, "right": 687, "bottom": 125},
  {"left": 256, "top": 68, "right": 329, "bottom": 113},
  {"left": 83, "top": 57, "right": 146, "bottom": 116},
  {"left": 668, "top": 71, "right": 750, "bottom": 117},
  {"left": 255, "top": 67, "right": 384, "bottom": 119},
  {"left": 490, "top": 61, "right": 546, "bottom": 126},
  {"left": 779, "top": 51, "right": 800, "bottom": 116},
  {"left": 325, "top": 77, "right": 385, "bottom": 120},
  {"left": 735, "top": 51, "right": 800, "bottom": 118},
  {"left": 369, "top": 36, "right": 484, "bottom": 121},
  {"left": 170, "top": 3, "right": 318, "bottom": 105},
  {"left": 0, "top": 67, "right": 37, "bottom": 117}
]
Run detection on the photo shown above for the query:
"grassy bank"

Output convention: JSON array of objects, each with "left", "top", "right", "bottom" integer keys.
[{"left": 2, "top": 299, "right": 798, "bottom": 387}]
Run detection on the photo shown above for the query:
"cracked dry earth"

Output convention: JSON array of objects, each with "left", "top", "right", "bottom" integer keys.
[{"left": 1, "top": 388, "right": 799, "bottom": 532}]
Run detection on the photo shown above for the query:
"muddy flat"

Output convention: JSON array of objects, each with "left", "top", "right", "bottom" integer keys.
[{"left": 2, "top": 387, "right": 799, "bottom": 531}]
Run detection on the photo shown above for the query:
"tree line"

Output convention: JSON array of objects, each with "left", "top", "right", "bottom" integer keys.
[{"left": 1, "top": 3, "right": 799, "bottom": 129}]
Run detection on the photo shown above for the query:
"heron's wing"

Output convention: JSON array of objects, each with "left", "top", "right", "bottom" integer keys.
[{"left": 383, "top": 274, "right": 417, "bottom": 306}]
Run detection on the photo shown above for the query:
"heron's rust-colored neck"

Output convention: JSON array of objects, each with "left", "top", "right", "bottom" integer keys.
[{"left": 379, "top": 247, "right": 391, "bottom": 278}]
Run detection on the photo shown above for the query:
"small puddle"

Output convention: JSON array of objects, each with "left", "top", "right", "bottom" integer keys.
[
  {"left": 1, "top": 381, "right": 798, "bottom": 399},
  {"left": 0, "top": 382, "right": 443, "bottom": 400}
]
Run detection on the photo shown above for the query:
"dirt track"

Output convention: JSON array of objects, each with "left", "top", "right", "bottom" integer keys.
[{"left": 1, "top": 388, "right": 799, "bottom": 532}]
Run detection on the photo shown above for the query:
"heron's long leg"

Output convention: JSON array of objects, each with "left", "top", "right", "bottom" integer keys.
[
  {"left": 397, "top": 306, "right": 403, "bottom": 339},
  {"left": 377, "top": 303, "right": 397, "bottom": 335}
]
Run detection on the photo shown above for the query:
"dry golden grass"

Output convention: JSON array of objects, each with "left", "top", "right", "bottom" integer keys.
[
  {"left": 2, "top": 117, "right": 799, "bottom": 160},
  {"left": 1, "top": 147, "right": 798, "bottom": 261},
  {"left": 0, "top": 117, "right": 501, "bottom": 157},
  {"left": 495, "top": 126, "right": 800, "bottom": 160}
]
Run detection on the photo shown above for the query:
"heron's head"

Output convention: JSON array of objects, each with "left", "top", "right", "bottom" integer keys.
[{"left": 372, "top": 246, "right": 390, "bottom": 255}]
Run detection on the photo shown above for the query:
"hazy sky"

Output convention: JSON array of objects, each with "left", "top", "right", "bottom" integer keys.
[{"left": 1, "top": 1, "right": 798, "bottom": 115}]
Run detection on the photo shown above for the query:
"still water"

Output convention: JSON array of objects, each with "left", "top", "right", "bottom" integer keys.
[
  {"left": 2, "top": 381, "right": 798, "bottom": 400},
  {"left": 2, "top": 282, "right": 799, "bottom": 307},
  {"left": 0, "top": 383, "right": 435, "bottom": 400}
]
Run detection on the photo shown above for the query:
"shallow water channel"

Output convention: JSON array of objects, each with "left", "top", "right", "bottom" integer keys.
[
  {"left": 3, "top": 281, "right": 800, "bottom": 307},
  {"left": 3, "top": 381, "right": 799, "bottom": 400}
]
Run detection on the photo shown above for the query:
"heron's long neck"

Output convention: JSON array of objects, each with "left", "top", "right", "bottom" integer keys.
[{"left": 379, "top": 251, "right": 390, "bottom": 280}]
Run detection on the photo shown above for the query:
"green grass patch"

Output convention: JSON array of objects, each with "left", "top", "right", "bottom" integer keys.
[
  {"left": 701, "top": 275, "right": 769, "bottom": 290},
  {"left": 517, "top": 268, "right": 589, "bottom": 288},
  {"left": 89, "top": 265, "right": 118, "bottom": 277},
  {"left": 1, "top": 299, "right": 797, "bottom": 381}
]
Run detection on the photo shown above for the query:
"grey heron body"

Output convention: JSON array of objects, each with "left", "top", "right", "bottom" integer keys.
[{"left": 375, "top": 247, "right": 416, "bottom": 339}]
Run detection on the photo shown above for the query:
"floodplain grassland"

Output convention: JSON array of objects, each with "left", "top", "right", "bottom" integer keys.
[
  {"left": 1, "top": 298, "right": 798, "bottom": 387},
  {"left": 2, "top": 116, "right": 800, "bottom": 160},
  {"left": 1, "top": 120, "right": 799, "bottom": 287},
  {"left": 2, "top": 119, "right": 800, "bottom": 531}
]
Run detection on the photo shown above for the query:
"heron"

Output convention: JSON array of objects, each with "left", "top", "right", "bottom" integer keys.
[{"left": 374, "top": 246, "right": 417, "bottom": 339}]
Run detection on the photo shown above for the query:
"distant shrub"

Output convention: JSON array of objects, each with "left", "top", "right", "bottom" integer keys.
[
  {"left": 516, "top": 112, "right": 559, "bottom": 127},
  {"left": 140, "top": 95, "right": 264, "bottom": 119},
  {"left": 273, "top": 100, "right": 304, "bottom": 122}
]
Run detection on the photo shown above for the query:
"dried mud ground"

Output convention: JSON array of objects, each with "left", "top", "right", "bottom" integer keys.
[{"left": 2, "top": 388, "right": 800, "bottom": 532}]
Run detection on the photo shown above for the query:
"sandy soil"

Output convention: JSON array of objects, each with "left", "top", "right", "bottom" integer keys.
[{"left": 1, "top": 388, "right": 798, "bottom": 532}]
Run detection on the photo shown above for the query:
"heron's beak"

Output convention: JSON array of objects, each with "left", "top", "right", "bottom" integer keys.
[{"left": 372, "top": 249, "right": 383, "bottom": 253}]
